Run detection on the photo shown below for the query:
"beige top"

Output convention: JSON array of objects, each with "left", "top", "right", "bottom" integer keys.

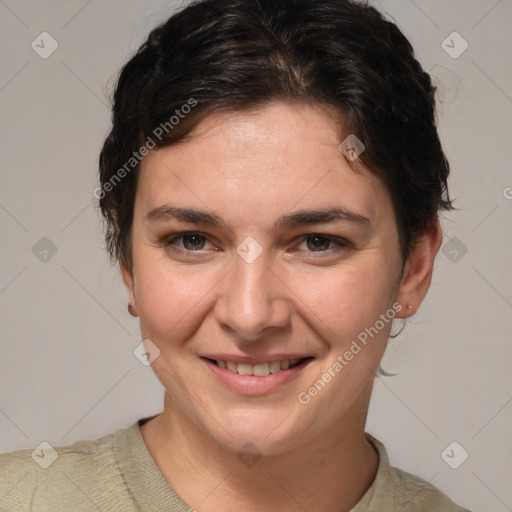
[{"left": 0, "top": 415, "right": 471, "bottom": 511}]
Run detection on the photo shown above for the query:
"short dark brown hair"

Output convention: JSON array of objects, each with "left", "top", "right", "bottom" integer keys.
[{"left": 98, "top": 0, "right": 453, "bottom": 270}]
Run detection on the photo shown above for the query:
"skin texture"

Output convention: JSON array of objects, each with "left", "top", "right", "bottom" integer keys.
[{"left": 121, "top": 101, "right": 442, "bottom": 512}]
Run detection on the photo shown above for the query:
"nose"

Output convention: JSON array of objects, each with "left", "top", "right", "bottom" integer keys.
[{"left": 213, "top": 247, "right": 291, "bottom": 343}]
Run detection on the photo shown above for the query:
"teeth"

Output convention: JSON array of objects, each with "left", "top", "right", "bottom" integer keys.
[
  {"left": 237, "top": 363, "right": 253, "bottom": 376},
  {"left": 215, "top": 358, "right": 303, "bottom": 376},
  {"left": 253, "top": 362, "right": 270, "bottom": 377},
  {"left": 269, "top": 361, "right": 282, "bottom": 374}
]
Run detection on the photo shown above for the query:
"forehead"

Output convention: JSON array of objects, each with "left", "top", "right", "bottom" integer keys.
[{"left": 136, "top": 102, "right": 394, "bottom": 229}]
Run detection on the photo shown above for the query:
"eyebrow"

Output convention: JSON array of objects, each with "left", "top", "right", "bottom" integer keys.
[{"left": 144, "top": 205, "right": 372, "bottom": 231}]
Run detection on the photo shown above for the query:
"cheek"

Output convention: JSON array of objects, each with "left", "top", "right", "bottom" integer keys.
[
  {"left": 135, "top": 264, "right": 214, "bottom": 342},
  {"left": 291, "top": 259, "right": 395, "bottom": 338}
]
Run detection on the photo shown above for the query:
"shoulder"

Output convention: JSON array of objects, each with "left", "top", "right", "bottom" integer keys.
[
  {"left": 0, "top": 428, "right": 128, "bottom": 511},
  {"left": 361, "top": 434, "right": 472, "bottom": 512},
  {"left": 388, "top": 465, "right": 471, "bottom": 511}
]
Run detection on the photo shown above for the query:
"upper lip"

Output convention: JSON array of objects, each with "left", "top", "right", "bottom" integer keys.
[{"left": 201, "top": 354, "right": 313, "bottom": 364}]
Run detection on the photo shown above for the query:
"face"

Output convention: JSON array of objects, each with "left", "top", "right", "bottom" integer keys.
[{"left": 123, "top": 102, "right": 427, "bottom": 454}]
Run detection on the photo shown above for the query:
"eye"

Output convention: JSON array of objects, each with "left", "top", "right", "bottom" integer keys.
[
  {"left": 296, "top": 234, "right": 350, "bottom": 254},
  {"left": 164, "top": 232, "right": 213, "bottom": 252},
  {"left": 162, "top": 232, "right": 350, "bottom": 257}
]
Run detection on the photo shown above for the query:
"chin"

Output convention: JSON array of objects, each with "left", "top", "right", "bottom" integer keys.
[{"left": 201, "top": 406, "right": 308, "bottom": 456}]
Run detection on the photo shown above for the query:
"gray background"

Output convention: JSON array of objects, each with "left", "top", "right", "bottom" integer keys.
[{"left": 1, "top": 1, "right": 511, "bottom": 510}]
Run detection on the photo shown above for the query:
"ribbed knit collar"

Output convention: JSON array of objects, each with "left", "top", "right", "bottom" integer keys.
[{"left": 114, "top": 415, "right": 191, "bottom": 511}]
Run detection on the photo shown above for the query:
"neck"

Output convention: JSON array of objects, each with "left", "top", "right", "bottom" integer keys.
[{"left": 141, "top": 392, "right": 378, "bottom": 512}]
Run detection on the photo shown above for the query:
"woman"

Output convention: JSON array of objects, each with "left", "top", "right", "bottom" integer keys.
[{"left": 0, "top": 0, "right": 472, "bottom": 510}]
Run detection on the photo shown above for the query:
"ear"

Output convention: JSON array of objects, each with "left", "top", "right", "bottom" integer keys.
[
  {"left": 395, "top": 220, "right": 442, "bottom": 318},
  {"left": 121, "top": 259, "right": 139, "bottom": 317}
]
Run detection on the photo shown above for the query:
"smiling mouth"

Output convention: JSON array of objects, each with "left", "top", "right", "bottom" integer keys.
[{"left": 204, "top": 357, "right": 313, "bottom": 377}]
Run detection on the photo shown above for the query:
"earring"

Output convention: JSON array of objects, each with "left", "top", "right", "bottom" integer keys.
[
  {"left": 407, "top": 305, "right": 413, "bottom": 310},
  {"left": 128, "top": 303, "right": 138, "bottom": 317}
]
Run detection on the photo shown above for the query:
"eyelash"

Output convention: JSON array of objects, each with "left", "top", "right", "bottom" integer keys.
[{"left": 163, "top": 231, "right": 351, "bottom": 256}]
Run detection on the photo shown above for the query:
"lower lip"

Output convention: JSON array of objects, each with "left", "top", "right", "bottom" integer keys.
[{"left": 201, "top": 358, "right": 312, "bottom": 396}]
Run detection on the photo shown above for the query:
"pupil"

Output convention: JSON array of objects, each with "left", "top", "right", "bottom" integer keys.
[
  {"left": 308, "top": 235, "right": 329, "bottom": 251},
  {"left": 184, "top": 234, "right": 203, "bottom": 250}
]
